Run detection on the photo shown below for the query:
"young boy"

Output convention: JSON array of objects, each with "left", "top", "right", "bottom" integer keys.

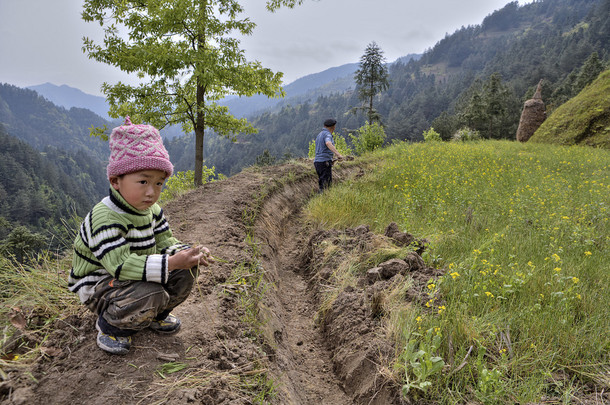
[{"left": 69, "top": 116, "right": 213, "bottom": 355}]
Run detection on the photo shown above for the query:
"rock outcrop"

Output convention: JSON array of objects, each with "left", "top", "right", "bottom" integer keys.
[{"left": 516, "top": 79, "right": 547, "bottom": 142}]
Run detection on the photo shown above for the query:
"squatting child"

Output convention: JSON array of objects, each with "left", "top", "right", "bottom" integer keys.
[{"left": 69, "top": 117, "right": 213, "bottom": 355}]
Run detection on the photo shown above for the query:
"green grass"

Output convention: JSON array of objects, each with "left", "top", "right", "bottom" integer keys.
[
  {"left": 0, "top": 253, "right": 80, "bottom": 365},
  {"left": 306, "top": 140, "right": 610, "bottom": 403}
]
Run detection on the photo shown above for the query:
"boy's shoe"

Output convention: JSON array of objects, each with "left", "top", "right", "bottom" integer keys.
[
  {"left": 96, "top": 321, "right": 131, "bottom": 355},
  {"left": 149, "top": 314, "right": 181, "bottom": 334}
]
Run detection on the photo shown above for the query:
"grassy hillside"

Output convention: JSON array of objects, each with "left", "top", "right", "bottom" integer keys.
[
  {"left": 306, "top": 140, "right": 609, "bottom": 403},
  {"left": 531, "top": 69, "right": 610, "bottom": 148}
]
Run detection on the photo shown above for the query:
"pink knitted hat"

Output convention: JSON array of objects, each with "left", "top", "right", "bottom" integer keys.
[{"left": 106, "top": 116, "right": 174, "bottom": 178}]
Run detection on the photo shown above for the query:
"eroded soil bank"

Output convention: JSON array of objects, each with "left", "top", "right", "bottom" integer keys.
[{"left": 1, "top": 160, "right": 416, "bottom": 405}]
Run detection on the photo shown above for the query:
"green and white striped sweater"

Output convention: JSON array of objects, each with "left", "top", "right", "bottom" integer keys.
[{"left": 69, "top": 188, "right": 189, "bottom": 303}]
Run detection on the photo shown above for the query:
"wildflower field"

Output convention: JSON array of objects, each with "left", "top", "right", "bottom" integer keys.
[{"left": 307, "top": 140, "right": 609, "bottom": 403}]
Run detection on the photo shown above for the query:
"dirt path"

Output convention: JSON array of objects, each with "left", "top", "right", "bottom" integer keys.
[
  {"left": 1, "top": 161, "right": 359, "bottom": 405},
  {"left": 255, "top": 207, "right": 351, "bottom": 405}
]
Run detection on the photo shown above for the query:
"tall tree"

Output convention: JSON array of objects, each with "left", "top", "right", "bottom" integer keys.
[
  {"left": 354, "top": 41, "right": 390, "bottom": 123},
  {"left": 82, "top": 0, "right": 285, "bottom": 186},
  {"left": 457, "top": 73, "right": 516, "bottom": 139}
]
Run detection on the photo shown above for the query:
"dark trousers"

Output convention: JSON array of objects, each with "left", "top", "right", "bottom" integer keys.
[
  {"left": 87, "top": 268, "right": 198, "bottom": 336},
  {"left": 314, "top": 160, "right": 333, "bottom": 192}
]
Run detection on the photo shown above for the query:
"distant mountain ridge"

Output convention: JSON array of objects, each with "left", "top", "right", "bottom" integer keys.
[
  {"left": 220, "top": 54, "right": 421, "bottom": 118},
  {"left": 27, "top": 83, "right": 111, "bottom": 120},
  {"left": 0, "top": 83, "right": 109, "bottom": 158},
  {"left": 23, "top": 53, "right": 421, "bottom": 124},
  {"left": 24, "top": 63, "right": 365, "bottom": 121}
]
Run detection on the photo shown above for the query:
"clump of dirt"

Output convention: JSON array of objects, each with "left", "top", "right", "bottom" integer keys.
[{"left": 302, "top": 223, "right": 444, "bottom": 404}]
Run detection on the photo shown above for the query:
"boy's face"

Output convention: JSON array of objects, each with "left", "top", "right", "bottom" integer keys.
[{"left": 110, "top": 170, "right": 167, "bottom": 210}]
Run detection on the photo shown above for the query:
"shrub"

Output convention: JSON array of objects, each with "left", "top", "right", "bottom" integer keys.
[
  {"left": 451, "top": 127, "right": 481, "bottom": 142},
  {"left": 334, "top": 132, "right": 354, "bottom": 156},
  {"left": 158, "top": 166, "right": 223, "bottom": 205},
  {"left": 308, "top": 139, "right": 316, "bottom": 159},
  {"left": 423, "top": 127, "right": 442, "bottom": 142},
  {"left": 309, "top": 132, "right": 353, "bottom": 159},
  {"left": 255, "top": 150, "right": 276, "bottom": 167},
  {"left": 350, "top": 121, "right": 386, "bottom": 155}
]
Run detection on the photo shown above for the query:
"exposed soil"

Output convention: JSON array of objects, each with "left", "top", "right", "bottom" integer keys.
[{"left": 0, "top": 160, "right": 406, "bottom": 405}]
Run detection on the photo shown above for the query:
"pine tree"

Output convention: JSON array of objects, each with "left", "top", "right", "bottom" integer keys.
[
  {"left": 354, "top": 42, "right": 390, "bottom": 123},
  {"left": 574, "top": 52, "right": 604, "bottom": 92}
]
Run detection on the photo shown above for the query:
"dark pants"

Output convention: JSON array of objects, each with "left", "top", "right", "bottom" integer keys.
[
  {"left": 86, "top": 268, "right": 198, "bottom": 336},
  {"left": 314, "top": 160, "right": 333, "bottom": 192}
]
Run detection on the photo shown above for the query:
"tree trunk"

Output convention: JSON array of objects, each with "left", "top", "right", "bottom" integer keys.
[
  {"left": 194, "top": 1, "right": 206, "bottom": 187},
  {"left": 368, "top": 80, "right": 374, "bottom": 122},
  {"left": 194, "top": 83, "right": 205, "bottom": 187}
]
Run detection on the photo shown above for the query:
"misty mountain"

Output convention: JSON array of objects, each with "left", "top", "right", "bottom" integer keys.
[
  {"left": 27, "top": 82, "right": 111, "bottom": 120},
  {"left": 25, "top": 83, "right": 185, "bottom": 140},
  {"left": 0, "top": 83, "right": 110, "bottom": 159},
  {"left": 0, "top": 86, "right": 110, "bottom": 246},
  {"left": 220, "top": 54, "right": 421, "bottom": 118}
]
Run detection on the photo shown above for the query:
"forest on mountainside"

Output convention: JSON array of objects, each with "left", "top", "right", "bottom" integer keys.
[
  {"left": 0, "top": 84, "right": 109, "bottom": 158},
  {"left": 0, "top": 85, "right": 109, "bottom": 257},
  {"left": 0, "top": 127, "right": 107, "bottom": 258},
  {"left": 165, "top": 0, "right": 610, "bottom": 176}
]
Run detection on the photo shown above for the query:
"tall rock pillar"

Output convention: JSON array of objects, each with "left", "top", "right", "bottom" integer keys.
[{"left": 516, "top": 79, "right": 546, "bottom": 142}]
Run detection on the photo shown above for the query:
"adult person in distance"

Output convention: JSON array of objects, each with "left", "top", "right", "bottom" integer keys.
[{"left": 313, "top": 118, "right": 343, "bottom": 192}]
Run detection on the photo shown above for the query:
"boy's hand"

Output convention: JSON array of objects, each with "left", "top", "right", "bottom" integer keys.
[{"left": 168, "top": 246, "right": 214, "bottom": 271}]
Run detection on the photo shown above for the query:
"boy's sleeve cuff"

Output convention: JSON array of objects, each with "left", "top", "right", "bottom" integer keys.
[{"left": 144, "top": 254, "right": 170, "bottom": 284}]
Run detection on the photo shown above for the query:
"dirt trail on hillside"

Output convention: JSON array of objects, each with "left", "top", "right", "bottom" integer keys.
[{"left": 2, "top": 160, "right": 399, "bottom": 405}]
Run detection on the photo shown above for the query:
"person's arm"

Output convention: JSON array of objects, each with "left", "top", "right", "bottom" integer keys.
[
  {"left": 152, "top": 206, "right": 214, "bottom": 271},
  {"left": 325, "top": 140, "right": 343, "bottom": 160}
]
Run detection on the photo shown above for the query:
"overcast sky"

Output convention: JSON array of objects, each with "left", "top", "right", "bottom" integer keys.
[{"left": 0, "top": 0, "right": 530, "bottom": 97}]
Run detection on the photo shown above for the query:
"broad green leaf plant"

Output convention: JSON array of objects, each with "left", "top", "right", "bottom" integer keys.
[{"left": 399, "top": 328, "right": 445, "bottom": 396}]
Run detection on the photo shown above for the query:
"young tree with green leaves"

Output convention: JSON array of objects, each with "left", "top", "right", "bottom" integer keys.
[
  {"left": 354, "top": 41, "right": 390, "bottom": 123},
  {"left": 82, "top": 0, "right": 286, "bottom": 186}
]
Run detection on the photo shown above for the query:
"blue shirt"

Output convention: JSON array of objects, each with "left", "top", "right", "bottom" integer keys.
[{"left": 314, "top": 128, "right": 334, "bottom": 162}]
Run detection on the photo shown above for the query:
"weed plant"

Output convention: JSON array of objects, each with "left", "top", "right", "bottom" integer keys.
[{"left": 306, "top": 140, "right": 609, "bottom": 403}]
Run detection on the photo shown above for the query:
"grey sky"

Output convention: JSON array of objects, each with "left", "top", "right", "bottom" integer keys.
[{"left": 0, "top": 0, "right": 529, "bottom": 97}]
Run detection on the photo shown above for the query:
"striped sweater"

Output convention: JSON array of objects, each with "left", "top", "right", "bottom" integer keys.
[{"left": 69, "top": 188, "right": 189, "bottom": 303}]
